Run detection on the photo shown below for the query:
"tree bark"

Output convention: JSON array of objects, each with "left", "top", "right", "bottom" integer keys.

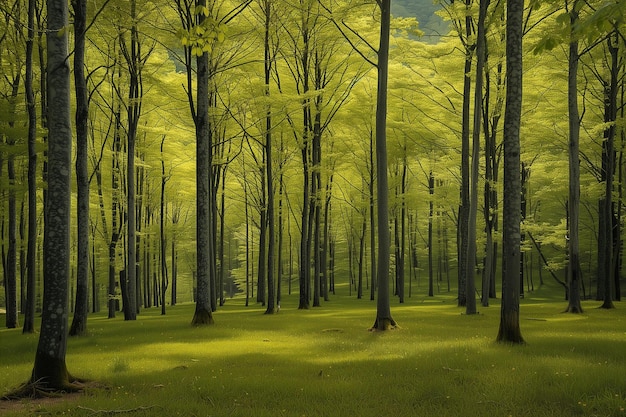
[
  {"left": 565, "top": 1, "right": 584, "bottom": 313},
  {"left": 69, "top": 0, "right": 90, "bottom": 336},
  {"left": 466, "top": 0, "right": 489, "bottom": 315},
  {"left": 371, "top": 0, "right": 396, "bottom": 331},
  {"left": 192, "top": 0, "right": 214, "bottom": 325},
  {"left": 30, "top": 0, "right": 79, "bottom": 389},
  {"left": 497, "top": 0, "right": 524, "bottom": 344},
  {"left": 23, "top": 0, "right": 37, "bottom": 334}
]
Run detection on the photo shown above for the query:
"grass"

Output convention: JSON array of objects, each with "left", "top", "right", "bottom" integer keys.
[{"left": 1, "top": 287, "right": 625, "bottom": 416}]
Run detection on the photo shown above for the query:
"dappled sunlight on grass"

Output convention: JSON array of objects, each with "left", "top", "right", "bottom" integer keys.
[{"left": 2, "top": 295, "right": 625, "bottom": 416}]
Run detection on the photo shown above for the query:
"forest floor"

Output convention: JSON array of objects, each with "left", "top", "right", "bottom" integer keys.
[{"left": 1, "top": 285, "right": 625, "bottom": 416}]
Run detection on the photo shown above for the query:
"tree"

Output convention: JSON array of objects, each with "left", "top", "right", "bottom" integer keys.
[
  {"left": 564, "top": 0, "right": 584, "bottom": 313},
  {"left": 496, "top": 0, "right": 524, "bottom": 344},
  {"left": 466, "top": 0, "right": 489, "bottom": 316},
  {"left": 69, "top": 0, "right": 90, "bottom": 335},
  {"left": 190, "top": 0, "right": 216, "bottom": 325},
  {"left": 371, "top": 0, "right": 396, "bottom": 331},
  {"left": 22, "top": 0, "right": 37, "bottom": 334},
  {"left": 29, "top": 0, "right": 82, "bottom": 391}
]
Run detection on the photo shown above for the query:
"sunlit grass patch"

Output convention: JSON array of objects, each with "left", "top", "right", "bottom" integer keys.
[{"left": 1, "top": 293, "right": 625, "bottom": 416}]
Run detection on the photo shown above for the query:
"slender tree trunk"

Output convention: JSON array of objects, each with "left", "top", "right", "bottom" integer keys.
[
  {"left": 369, "top": 130, "right": 377, "bottom": 301},
  {"left": 371, "top": 0, "right": 396, "bottom": 331},
  {"left": 23, "top": 0, "right": 37, "bottom": 334},
  {"left": 69, "top": 0, "right": 90, "bottom": 336},
  {"left": 599, "top": 32, "right": 619, "bottom": 310},
  {"left": 428, "top": 172, "right": 435, "bottom": 296},
  {"left": 466, "top": 0, "right": 488, "bottom": 315},
  {"left": 5, "top": 72, "right": 20, "bottom": 329},
  {"left": 264, "top": 0, "right": 276, "bottom": 314},
  {"left": 121, "top": 0, "right": 142, "bottom": 320},
  {"left": 565, "top": 1, "right": 584, "bottom": 313},
  {"left": 458, "top": 0, "right": 474, "bottom": 308},
  {"left": 160, "top": 136, "right": 168, "bottom": 315}
]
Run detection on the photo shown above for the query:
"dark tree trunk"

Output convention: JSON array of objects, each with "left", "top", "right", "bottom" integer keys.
[
  {"left": 428, "top": 172, "right": 434, "bottom": 297},
  {"left": 371, "top": 0, "right": 396, "bottom": 331},
  {"left": 369, "top": 130, "right": 377, "bottom": 301},
  {"left": 121, "top": 0, "right": 141, "bottom": 321},
  {"left": 264, "top": 0, "right": 276, "bottom": 314},
  {"left": 497, "top": 0, "right": 524, "bottom": 344},
  {"left": 599, "top": 32, "right": 619, "bottom": 310},
  {"left": 457, "top": 0, "right": 474, "bottom": 308},
  {"left": 23, "top": 0, "right": 38, "bottom": 334},
  {"left": 69, "top": 0, "right": 89, "bottom": 336},
  {"left": 30, "top": 0, "right": 78, "bottom": 388},
  {"left": 191, "top": 0, "right": 214, "bottom": 325},
  {"left": 565, "top": 3, "right": 584, "bottom": 313}
]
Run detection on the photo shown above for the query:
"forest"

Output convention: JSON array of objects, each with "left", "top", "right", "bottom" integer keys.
[{"left": 0, "top": 0, "right": 625, "bottom": 403}]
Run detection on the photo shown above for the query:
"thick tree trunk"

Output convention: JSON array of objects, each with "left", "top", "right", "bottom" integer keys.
[
  {"left": 30, "top": 0, "right": 78, "bottom": 389},
  {"left": 497, "top": 0, "right": 524, "bottom": 344}
]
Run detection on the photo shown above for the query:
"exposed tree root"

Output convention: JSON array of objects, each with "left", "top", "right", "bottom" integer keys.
[
  {"left": 77, "top": 405, "right": 160, "bottom": 414},
  {"left": 2, "top": 378, "right": 86, "bottom": 400},
  {"left": 1, "top": 376, "right": 102, "bottom": 402},
  {"left": 370, "top": 317, "right": 398, "bottom": 331}
]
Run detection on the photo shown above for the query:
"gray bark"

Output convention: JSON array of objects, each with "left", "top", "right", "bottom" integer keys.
[{"left": 31, "top": 0, "right": 75, "bottom": 387}]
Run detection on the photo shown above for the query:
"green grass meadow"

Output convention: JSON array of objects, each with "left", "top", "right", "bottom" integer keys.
[{"left": 1, "top": 289, "right": 625, "bottom": 416}]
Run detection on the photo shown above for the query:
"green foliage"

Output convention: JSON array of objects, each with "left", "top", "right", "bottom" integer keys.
[{"left": 177, "top": 7, "right": 226, "bottom": 56}]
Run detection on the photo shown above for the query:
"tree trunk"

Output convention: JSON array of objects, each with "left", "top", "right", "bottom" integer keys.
[
  {"left": 264, "top": 1, "right": 276, "bottom": 314},
  {"left": 428, "top": 172, "right": 434, "bottom": 296},
  {"left": 369, "top": 130, "right": 377, "bottom": 301},
  {"left": 160, "top": 136, "right": 168, "bottom": 315},
  {"left": 5, "top": 70, "right": 20, "bottom": 329},
  {"left": 599, "top": 32, "right": 619, "bottom": 309},
  {"left": 23, "top": 0, "right": 38, "bottom": 334},
  {"left": 466, "top": 0, "right": 488, "bottom": 315},
  {"left": 457, "top": 0, "right": 473, "bottom": 308},
  {"left": 496, "top": 0, "right": 524, "bottom": 344},
  {"left": 192, "top": 0, "right": 214, "bottom": 325},
  {"left": 371, "top": 0, "right": 396, "bottom": 331},
  {"left": 121, "top": 0, "right": 142, "bottom": 321},
  {"left": 565, "top": 3, "right": 584, "bottom": 313},
  {"left": 69, "top": 0, "right": 89, "bottom": 336},
  {"left": 30, "top": 0, "right": 78, "bottom": 388}
]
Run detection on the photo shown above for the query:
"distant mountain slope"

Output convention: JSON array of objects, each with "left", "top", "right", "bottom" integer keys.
[{"left": 392, "top": 0, "right": 449, "bottom": 40}]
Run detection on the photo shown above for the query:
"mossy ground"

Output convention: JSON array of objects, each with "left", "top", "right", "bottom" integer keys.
[{"left": 1, "top": 287, "right": 625, "bottom": 416}]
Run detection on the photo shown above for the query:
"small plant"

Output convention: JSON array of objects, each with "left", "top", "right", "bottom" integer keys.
[{"left": 110, "top": 357, "right": 130, "bottom": 373}]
